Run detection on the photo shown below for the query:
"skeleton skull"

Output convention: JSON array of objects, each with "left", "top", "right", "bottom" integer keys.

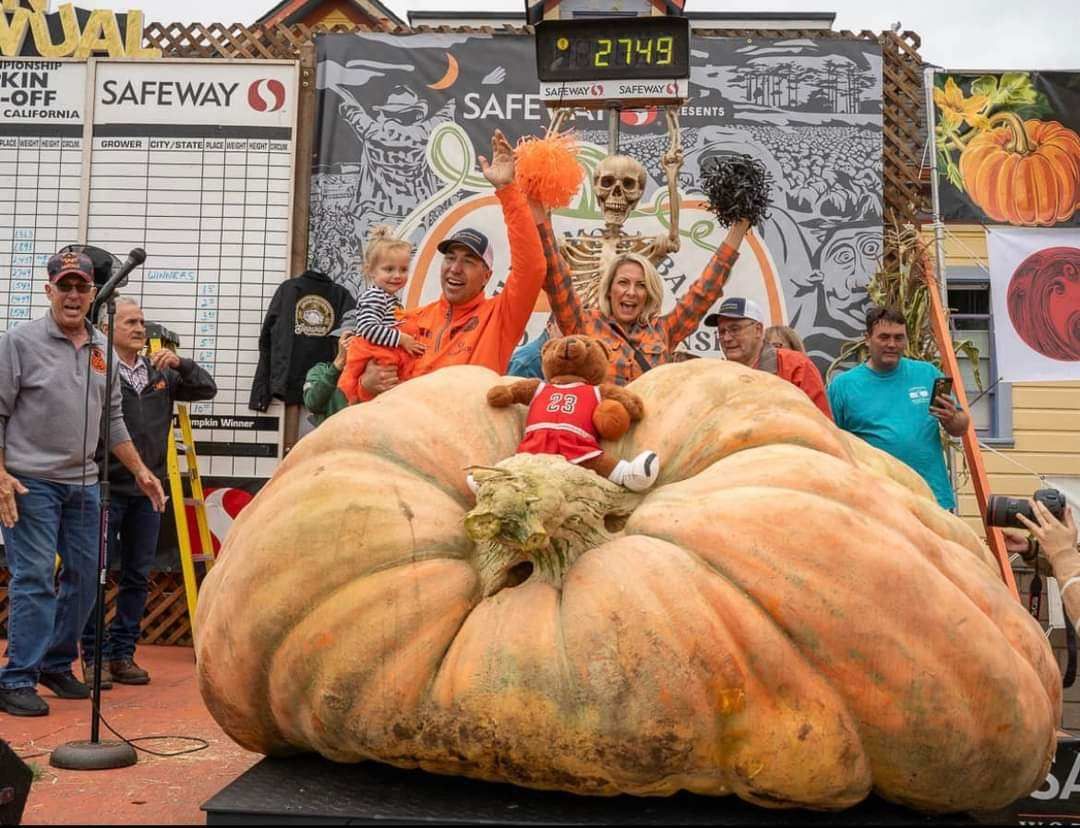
[{"left": 593, "top": 155, "right": 646, "bottom": 228}]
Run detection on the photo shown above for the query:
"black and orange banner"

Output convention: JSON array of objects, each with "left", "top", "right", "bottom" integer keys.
[{"left": 931, "top": 71, "right": 1080, "bottom": 227}]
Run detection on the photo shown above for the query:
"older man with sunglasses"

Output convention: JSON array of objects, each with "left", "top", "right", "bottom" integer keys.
[{"left": 0, "top": 251, "right": 165, "bottom": 717}]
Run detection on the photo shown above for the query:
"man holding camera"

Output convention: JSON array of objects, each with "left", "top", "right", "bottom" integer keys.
[
  {"left": 0, "top": 253, "right": 166, "bottom": 717},
  {"left": 80, "top": 297, "right": 217, "bottom": 687},
  {"left": 828, "top": 307, "right": 969, "bottom": 510}
]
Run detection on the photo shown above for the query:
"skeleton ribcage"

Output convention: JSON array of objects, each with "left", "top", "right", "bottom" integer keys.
[{"left": 559, "top": 235, "right": 661, "bottom": 310}]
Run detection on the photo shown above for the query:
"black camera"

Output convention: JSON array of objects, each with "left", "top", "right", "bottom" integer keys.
[{"left": 986, "top": 488, "right": 1068, "bottom": 529}]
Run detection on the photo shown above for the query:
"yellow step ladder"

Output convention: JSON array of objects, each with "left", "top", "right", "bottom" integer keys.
[{"left": 149, "top": 336, "right": 216, "bottom": 634}]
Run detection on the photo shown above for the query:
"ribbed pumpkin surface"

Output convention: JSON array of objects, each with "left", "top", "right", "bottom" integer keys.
[{"left": 195, "top": 360, "right": 1059, "bottom": 812}]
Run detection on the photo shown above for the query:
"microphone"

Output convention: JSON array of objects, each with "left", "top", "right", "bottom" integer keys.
[{"left": 92, "top": 248, "right": 146, "bottom": 320}]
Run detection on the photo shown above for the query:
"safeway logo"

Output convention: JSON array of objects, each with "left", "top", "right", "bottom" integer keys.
[
  {"left": 248, "top": 79, "right": 286, "bottom": 112},
  {"left": 590, "top": 84, "right": 603, "bottom": 97},
  {"left": 621, "top": 108, "right": 659, "bottom": 127}
]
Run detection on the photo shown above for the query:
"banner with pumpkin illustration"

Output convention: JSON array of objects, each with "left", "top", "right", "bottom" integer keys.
[{"left": 931, "top": 71, "right": 1080, "bottom": 226}]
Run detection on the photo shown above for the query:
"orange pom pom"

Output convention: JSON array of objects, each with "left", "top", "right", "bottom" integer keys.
[{"left": 513, "top": 131, "right": 584, "bottom": 210}]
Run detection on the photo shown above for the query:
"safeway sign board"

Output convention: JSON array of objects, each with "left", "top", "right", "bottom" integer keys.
[
  {"left": 539, "top": 77, "right": 688, "bottom": 105},
  {"left": 92, "top": 60, "right": 295, "bottom": 129}
]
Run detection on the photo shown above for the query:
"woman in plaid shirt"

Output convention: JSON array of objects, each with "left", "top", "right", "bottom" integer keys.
[{"left": 537, "top": 215, "right": 751, "bottom": 386}]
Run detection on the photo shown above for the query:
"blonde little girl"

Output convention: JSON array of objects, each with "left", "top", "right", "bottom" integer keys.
[{"left": 338, "top": 227, "right": 425, "bottom": 404}]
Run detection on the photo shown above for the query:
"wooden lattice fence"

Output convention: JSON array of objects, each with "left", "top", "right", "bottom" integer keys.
[
  {"left": 0, "top": 569, "right": 193, "bottom": 647},
  {"left": 0, "top": 22, "right": 928, "bottom": 648}
]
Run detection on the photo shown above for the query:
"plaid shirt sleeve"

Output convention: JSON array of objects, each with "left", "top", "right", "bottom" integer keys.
[
  {"left": 538, "top": 220, "right": 586, "bottom": 335},
  {"left": 660, "top": 242, "right": 740, "bottom": 347}
]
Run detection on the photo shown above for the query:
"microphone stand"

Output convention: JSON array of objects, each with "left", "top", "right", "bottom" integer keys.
[{"left": 50, "top": 292, "right": 137, "bottom": 771}]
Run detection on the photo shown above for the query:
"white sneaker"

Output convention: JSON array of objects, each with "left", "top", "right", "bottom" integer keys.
[{"left": 609, "top": 451, "right": 660, "bottom": 492}]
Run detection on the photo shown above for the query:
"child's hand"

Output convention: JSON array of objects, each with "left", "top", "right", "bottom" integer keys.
[{"left": 401, "top": 332, "right": 426, "bottom": 357}]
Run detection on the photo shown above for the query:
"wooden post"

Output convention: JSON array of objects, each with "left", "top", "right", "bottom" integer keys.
[
  {"left": 290, "top": 41, "right": 316, "bottom": 277},
  {"left": 282, "top": 41, "right": 317, "bottom": 454},
  {"left": 921, "top": 253, "right": 1019, "bottom": 601}
]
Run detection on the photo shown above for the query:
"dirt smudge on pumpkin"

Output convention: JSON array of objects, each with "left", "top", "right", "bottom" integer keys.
[
  {"left": 392, "top": 722, "right": 416, "bottom": 741},
  {"left": 797, "top": 723, "right": 813, "bottom": 741}
]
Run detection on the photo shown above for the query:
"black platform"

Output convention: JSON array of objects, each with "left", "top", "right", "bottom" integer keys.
[{"left": 202, "top": 755, "right": 986, "bottom": 825}]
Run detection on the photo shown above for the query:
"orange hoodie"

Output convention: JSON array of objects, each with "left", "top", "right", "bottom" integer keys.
[{"left": 402, "top": 182, "right": 545, "bottom": 377}]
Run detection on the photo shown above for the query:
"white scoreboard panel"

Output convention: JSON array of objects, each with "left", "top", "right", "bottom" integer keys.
[
  {"left": 0, "top": 58, "right": 299, "bottom": 480},
  {"left": 87, "top": 60, "right": 298, "bottom": 478},
  {"left": 0, "top": 60, "right": 86, "bottom": 331}
]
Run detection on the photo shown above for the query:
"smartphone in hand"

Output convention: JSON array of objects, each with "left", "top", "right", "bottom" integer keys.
[{"left": 931, "top": 376, "right": 954, "bottom": 407}]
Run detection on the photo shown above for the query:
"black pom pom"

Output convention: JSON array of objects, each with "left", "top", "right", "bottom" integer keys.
[{"left": 701, "top": 155, "right": 773, "bottom": 228}]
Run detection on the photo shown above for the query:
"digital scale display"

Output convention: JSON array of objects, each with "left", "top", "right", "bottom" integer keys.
[{"left": 535, "top": 17, "right": 691, "bottom": 83}]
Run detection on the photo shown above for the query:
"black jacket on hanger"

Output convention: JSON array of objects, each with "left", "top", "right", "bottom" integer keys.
[{"left": 249, "top": 270, "right": 352, "bottom": 410}]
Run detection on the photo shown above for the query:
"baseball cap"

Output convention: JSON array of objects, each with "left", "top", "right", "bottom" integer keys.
[
  {"left": 437, "top": 228, "right": 493, "bottom": 271},
  {"left": 704, "top": 297, "right": 766, "bottom": 327},
  {"left": 46, "top": 250, "right": 94, "bottom": 283},
  {"left": 330, "top": 308, "right": 359, "bottom": 337}
]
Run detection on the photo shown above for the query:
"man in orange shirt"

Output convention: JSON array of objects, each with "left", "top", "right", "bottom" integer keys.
[
  {"left": 705, "top": 297, "right": 833, "bottom": 420},
  {"left": 360, "top": 130, "right": 545, "bottom": 398}
]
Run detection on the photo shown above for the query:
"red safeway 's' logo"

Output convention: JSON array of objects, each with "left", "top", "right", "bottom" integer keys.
[
  {"left": 621, "top": 108, "right": 659, "bottom": 127},
  {"left": 248, "top": 79, "right": 286, "bottom": 112}
]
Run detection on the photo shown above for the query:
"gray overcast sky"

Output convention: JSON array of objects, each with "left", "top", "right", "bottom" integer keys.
[{"left": 73, "top": 0, "right": 1080, "bottom": 70}]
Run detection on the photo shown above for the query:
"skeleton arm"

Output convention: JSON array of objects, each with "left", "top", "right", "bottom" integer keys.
[
  {"left": 547, "top": 107, "right": 573, "bottom": 137},
  {"left": 659, "top": 106, "right": 683, "bottom": 257}
]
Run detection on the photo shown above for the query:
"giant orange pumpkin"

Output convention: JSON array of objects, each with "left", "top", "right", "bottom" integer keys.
[
  {"left": 959, "top": 113, "right": 1080, "bottom": 226},
  {"left": 195, "top": 361, "right": 1060, "bottom": 813}
]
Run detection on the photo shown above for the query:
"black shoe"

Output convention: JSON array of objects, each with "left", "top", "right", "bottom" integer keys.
[
  {"left": 39, "top": 670, "right": 91, "bottom": 699},
  {"left": 0, "top": 686, "right": 50, "bottom": 716}
]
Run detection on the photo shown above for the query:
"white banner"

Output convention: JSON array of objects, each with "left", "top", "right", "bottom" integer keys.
[
  {"left": 0, "top": 59, "right": 86, "bottom": 124},
  {"left": 986, "top": 227, "right": 1080, "bottom": 383}
]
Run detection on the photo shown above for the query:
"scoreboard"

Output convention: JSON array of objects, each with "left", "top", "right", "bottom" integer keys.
[
  {"left": 0, "top": 58, "right": 299, "bottom": 480},
  {"left": 536, "top": 17, "right": 691, "bottom": 83},
  {"left": 534, "top": 16, "right": 690, "bottom": 106}
]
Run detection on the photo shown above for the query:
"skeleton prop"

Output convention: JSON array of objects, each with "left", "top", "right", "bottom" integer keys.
[{"left": 547, "top": 107, "right": 684, "bottom": 308}]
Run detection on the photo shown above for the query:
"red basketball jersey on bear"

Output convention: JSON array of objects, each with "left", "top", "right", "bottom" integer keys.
[{"left": 517, "top": 382, "right": 603, "bottom": 464}]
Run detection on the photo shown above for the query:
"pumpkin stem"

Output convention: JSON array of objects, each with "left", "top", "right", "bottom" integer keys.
[
  {"left": 987, "top": 111, "right": 1033, "bottom": 154},
  {"left": 464, "top": 454, "right": 643, "bottom": 595}
]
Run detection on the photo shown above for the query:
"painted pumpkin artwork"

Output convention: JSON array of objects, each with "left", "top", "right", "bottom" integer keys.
[
  {"left": 959, "top": 114, "right": 1080, "bottom": 226},
  {"left": 195, "top": 362, "right": 1061, "bottom": 813},
  {"left": 1007, "top": 245, "right": 1080, "bottom": 360}
]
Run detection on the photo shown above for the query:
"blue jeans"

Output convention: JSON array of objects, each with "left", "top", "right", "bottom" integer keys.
[
  {"left": 1, "top": 477, "right": 100, "bottom": 689},
  {"left": 80, "top": 493, "right": 161, "bottom": 662}
]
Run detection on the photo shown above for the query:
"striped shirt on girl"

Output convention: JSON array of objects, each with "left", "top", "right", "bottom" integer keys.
[{"left": 353, "top": 284, "right": 404, "bottom": 348}]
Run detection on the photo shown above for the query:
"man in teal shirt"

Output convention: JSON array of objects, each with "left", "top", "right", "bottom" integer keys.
[{"left": 828, "top": 307, "right": 970, "bottom": 510}]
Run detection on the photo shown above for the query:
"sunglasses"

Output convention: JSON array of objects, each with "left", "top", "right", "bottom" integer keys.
[{"left": 51, "top": 280, "right": 94, "bottom": 294}]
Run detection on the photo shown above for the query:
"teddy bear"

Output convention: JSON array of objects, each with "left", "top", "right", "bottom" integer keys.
[{"left": 486, "top": 334, "right": 660, "bottom": 492}]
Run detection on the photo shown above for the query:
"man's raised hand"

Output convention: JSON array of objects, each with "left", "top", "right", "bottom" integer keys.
[{"left": 479, "top": 129, "right": 515, "bottom": 190}]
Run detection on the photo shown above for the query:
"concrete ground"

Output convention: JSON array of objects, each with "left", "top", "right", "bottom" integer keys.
[{"left": 2, "top": 644, "right": 260, "bottom": 825}]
